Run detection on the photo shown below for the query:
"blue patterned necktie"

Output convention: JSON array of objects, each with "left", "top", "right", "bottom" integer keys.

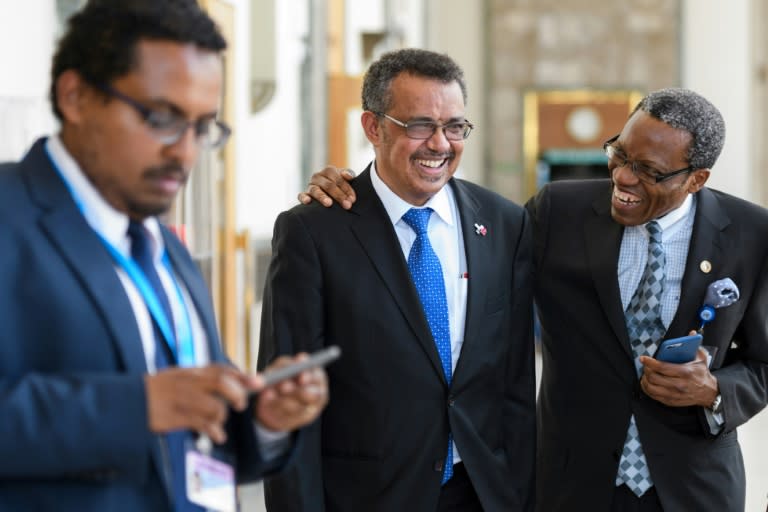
[
  {"left": 128, "top": 221, "right": 204, "bottom": 512},
  {"left": 616, "top": 220, "right": 666, "bottom": 497},
  {"left": 401, "top": 208, "right": 453, "bottom": 484}
]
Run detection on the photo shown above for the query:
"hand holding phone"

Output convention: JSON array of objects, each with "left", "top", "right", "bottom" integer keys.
[
  {"left": 655, "top": 334, "right": 703, "bottom": 364},
  {"left": 261, "top": 346, "right": 341, "bottom": 387}
]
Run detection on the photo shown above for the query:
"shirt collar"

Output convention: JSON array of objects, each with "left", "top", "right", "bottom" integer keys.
[
  {"left": 652, "top": 192, "right": 694, "bottom": 233},
  {"left": 370, "top": 160, "right": 455, "bottom": 227},
  {"left": 46, "top": 135, "right": 165, "bottom": 259}
]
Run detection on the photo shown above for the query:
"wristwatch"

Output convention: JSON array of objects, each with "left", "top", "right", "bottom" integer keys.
[{"left": 709, "top": 394, "right": 723, "bottom": 414}]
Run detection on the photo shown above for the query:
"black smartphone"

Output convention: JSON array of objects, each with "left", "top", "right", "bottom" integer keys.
[
  {"left": 261, "top": 346, "right": 341, "bottom": 387},
  {"left": 655, "top": 334, "right": 703, "bottom": 364}
]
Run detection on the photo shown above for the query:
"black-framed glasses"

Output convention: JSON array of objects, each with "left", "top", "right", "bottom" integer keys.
[
  {"left": 603, "top": 134, "right": 694, "bottom": 184},
  {"left": 96, "top": 84, "right": 231, "bottom": 149},
  {"left": 376, "top": 112, "right": 474, "bottom": 141}
]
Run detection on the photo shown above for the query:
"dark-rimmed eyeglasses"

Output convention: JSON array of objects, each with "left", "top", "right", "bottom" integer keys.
[
  {"left": 375, "top": 112, "right": 474, "bottom": 141},
  {"left": 603, "top": 134, "right": 694, "bottom": 184},
  {"left": 96, "top": 84, "right": 231, "bottom": 149}
]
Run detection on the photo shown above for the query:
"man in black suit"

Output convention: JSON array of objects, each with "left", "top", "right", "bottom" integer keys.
[
  {"left": 301, "top": 88, "right": 768, "bottom": 511},
  {"left": 258, "top": 48, "right": 536, "bottom": 511},
  {"left": 0, "top": 2, "right": 327, "bottom": 510},
  {"left": 527, "top": 88, "right": 768, "bottom": 511}
]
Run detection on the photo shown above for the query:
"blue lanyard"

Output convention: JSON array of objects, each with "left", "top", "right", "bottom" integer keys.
[
  {"left": 101, "top": 239, "right": 196, "bottom": 367},
  {"left": 45, "top": 144, "right": 197, "bottom": 367}
]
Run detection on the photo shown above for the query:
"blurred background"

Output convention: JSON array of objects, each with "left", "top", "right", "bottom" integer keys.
[{"left": 1, "top": 1, "right": 766, "bottom": 509}]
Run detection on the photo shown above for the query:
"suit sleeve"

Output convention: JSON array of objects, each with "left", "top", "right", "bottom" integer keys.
[
  {"left": 0, "top": 374, "right": 151, "bottom": 479},
  {"left": 258, "top": 209, "right": 326, "bottom": 512},
  {"left": 524, "top": 184, "right": 551, "bottom": 274},
  {"left": 0, "top": 226, "right": 153, "bottom": 480},
  {"left": 714, "top": 257, "right": 768, "bottom": 432},
  {"left": 503, "top": 206, "right": 537, "bottom": 511}
]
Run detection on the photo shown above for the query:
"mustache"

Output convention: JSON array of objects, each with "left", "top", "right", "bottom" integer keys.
[
  {"left": 143, "top": 163, "right": 188, "bottom": 183},
  {"left": 413, "top": 151, "right": 454, "bottom": 160}
]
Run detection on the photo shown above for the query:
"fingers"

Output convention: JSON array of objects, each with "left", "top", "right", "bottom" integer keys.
[
  {"left": 145, "top": 365, "right": 252, "bottom": 443},
  {"left": 640, "top": 355, "right": 716, "bottom": 407},
  {"left": 694, "top": 347, "right": 709, "bottom": 364},
  {"left": 300, "top": 167, "right": 357, "bottom": 209},
  {"left": 255, "top": 354, "right": 329, "bottom": 432}
]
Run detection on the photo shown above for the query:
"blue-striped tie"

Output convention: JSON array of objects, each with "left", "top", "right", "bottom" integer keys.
[
  {"left": 128, "top": 221, "right": 204, "bottom": 512},
  {"left": 401, "top": 208, "right": 453, "bottom": 484}
]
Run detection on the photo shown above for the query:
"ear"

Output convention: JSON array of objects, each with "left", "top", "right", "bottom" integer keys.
[
  {"left": 686, "top": 168, "right": 710, "bottom": 193},
  {"left": 361, "top": 111, "right": 382, "bottom": 146},
  {"left": 55, "top": 70, "right": 89, "bottom": 125}
]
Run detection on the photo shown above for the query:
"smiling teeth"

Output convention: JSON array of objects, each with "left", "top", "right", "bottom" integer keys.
[
  {"left": 614, "top": 190, "right": 640, "bottom": 204},
  {"left": 416, "top": 159, "right": 445, "bottom": 168}
]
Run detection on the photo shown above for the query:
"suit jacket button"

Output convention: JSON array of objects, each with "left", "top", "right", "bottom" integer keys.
[
  {"left": 433, "top": 460, "right": 444, "bottom": 472},
  {"left": 447, "top": 396, "right": 455, "bottom": 407}
]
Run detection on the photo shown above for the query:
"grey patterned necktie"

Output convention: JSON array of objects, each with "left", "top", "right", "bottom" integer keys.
[{"left": 616, "top": 220, "right": 666, "bottom": 497}]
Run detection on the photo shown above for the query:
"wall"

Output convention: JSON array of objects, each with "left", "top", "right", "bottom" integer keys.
[
  {"left": 488, "top": 0, "right": 682, "bottom": 203},
  {"left": 0, "top": 0, "right": 57, "bottom": 161},
  {"left": 229, "top": 0, "right": 310, "bottom": 239},
  {"left": 425, "top": 0, "right": 486, "bottom": 185},
  {"left": 681, "top": 0, "right": 752, "bottom": 201}
]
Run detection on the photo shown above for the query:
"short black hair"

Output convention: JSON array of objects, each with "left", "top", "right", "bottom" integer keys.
[
  {"left": 632, "top": 88, "right": 726, "bottom": 170},
  {"left": 50, "top": 0, "right": 227, "bottom": 120},
  {"left": 361, "top": 48, "right": 467, "bottom": 113}
]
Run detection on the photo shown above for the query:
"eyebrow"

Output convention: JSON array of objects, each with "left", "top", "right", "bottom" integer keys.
[
  {"left": 409, "top": 116, "right": 467, "bottom": 124},
  {"left": 146, "top": 97, "right": 219, "bottom": 121},
  {"left": 613, "top": 142, "right": 666, "bottom": 169}
]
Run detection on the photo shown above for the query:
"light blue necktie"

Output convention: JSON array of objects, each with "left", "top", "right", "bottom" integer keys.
[
  {"left": 401, "top": 208, "right": 453, "bottom": 484},
  {"left": 616, "top": 220, "right": 666, "bottom": 497},
  {"left": 128, "top": 222, "right": 204, "bottom": 512}
]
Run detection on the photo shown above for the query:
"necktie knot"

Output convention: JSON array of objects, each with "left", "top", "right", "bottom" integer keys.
[
  {"left": 646, "top": 221, "right": 662, "bottom": 244},
  {"left": 127, "top": 220, "right": 153, "bottom": 264},
  {"left": 402, "top": 208, "right": 433, "bottom": 235}
]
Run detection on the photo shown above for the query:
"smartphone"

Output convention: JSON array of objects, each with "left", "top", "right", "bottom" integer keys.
[
  {"left": 261, "top": 346, "right": 341, "bottom": 387},
  {"left": 655, "top": 334, "right": 703, "bottom": 364}
]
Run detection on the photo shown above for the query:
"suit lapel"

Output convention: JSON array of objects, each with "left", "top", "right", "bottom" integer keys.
[
  {"left": 666, "top": 189, "right": 729, "bottom": 335},
  {"left": 349, "top": 168, "right": 447, "bottom": 384},
  {"left": 584, "top": 191, "right": 632, "bottom": 359},
  {"left": 23, "top": 140, "right": 147, "bottom": 374},
  {"left": 449, "top": 180, "right": 485, "bottom": 381}
]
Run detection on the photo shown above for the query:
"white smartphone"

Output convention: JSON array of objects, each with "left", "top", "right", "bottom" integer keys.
[{"left": 261, "top": 346, "right": 341, "bottom": 387}]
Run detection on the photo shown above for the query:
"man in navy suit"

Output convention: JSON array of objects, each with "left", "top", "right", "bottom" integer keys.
[{"left": 0, "top": 1, "right": 327, "bottom": 510}]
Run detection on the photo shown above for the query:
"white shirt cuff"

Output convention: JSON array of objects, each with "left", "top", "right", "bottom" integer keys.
[
  {"left": 703, "top": 406, "right": 724, "bottom": 435},
  {"left": 255, "top": 422, "right": 291, "bottom": 461}
]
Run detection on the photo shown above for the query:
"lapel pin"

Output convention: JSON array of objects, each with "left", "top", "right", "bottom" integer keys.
[
  {"left": 474, "top": 223, "right": 487, "bottom": 236},
  {"left": 699, "top": 260, "right": 712, "bottom": 274}
]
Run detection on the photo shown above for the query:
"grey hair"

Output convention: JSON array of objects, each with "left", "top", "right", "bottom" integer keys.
[
  {"left": 361, "top": 48, "right": 467, "bottom": 113},
  {"left": 631, "top": 88, "right": 725, "bottom": 170}
]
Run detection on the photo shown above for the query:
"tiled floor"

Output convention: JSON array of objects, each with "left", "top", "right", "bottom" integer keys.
[{"left": 240, "top": 351, "right": 768, "bottom": 511}]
